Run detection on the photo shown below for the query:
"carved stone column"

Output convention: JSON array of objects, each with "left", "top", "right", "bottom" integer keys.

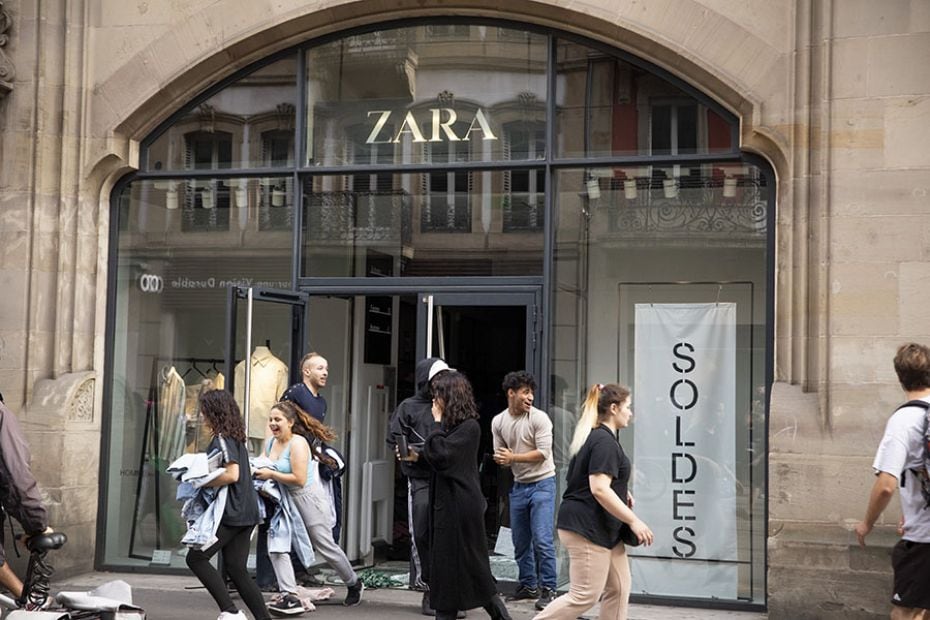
[
  {"left": 0, "top": 2, "right": 12, "bottom": 97},
  {"left": 19, "top": 372, "right": 98, "bottom": 577}
]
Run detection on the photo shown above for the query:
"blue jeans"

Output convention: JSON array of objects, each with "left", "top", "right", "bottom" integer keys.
[{"left": 509, "top": 476, "right": 557, "bottom": 590}]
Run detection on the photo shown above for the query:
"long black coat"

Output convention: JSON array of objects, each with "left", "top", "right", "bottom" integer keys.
[{"left": 423, "top": 418, "right": 497, "bottom": 612}]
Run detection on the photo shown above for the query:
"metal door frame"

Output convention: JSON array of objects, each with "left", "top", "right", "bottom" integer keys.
[
  {"left": 224, "top": 286, "right": 308, "bottom": 435},
  {"left": 415, "top": 289, "right": 542, "bottom": 390}
]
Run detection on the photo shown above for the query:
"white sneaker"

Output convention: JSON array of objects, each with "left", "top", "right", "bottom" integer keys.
[{"left": 218, "top": 611, "right": 247, "bottom": 620}]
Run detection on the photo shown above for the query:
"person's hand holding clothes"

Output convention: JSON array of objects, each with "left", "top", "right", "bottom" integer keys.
[{"left": 253, "top": 466, "right": 276, "bottom": 482}]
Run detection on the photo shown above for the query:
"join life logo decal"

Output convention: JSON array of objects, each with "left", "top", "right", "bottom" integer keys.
[
  {"left": 138, "top": 274, "right": 164, "bottom": 294},
  {"left": 365, "top": 107, "right": 498, "bottom": 144}
]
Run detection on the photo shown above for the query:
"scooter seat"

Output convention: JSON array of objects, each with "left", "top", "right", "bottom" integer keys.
[{"left": 27, "top": 532, "right": 67, "bottom": 553}]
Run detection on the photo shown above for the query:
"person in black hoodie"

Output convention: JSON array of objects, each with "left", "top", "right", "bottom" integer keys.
[
  {"left": 402, "top": 371, "right": 511, "bottom": 620},
  {"left": 388, "top": 357, "right": 451, "bottom": 615}
]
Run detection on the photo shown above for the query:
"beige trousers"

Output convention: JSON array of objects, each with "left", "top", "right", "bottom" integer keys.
[{"left": 533, "top": 529, "right": 631, "bottom": 620}]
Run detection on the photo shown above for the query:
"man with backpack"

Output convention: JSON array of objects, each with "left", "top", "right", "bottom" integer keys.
[{"left": 855, "top": 342, "right": 930, "bottom": 619}]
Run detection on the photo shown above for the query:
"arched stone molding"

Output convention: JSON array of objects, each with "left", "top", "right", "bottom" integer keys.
[
  {"left": 87, "top": 0, "right": 821, "bottom": 392},
  {"left": 90, "top": 0, "right": 812, "bottom": 387},
  {"left": 89, "top": 0, "right": 831, "bottom": 390},
  {"left": 94, "top": 0, "right": 785, "bottom": 149}
]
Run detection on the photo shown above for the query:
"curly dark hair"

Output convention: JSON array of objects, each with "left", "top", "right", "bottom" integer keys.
[
  {"left": 199, "top": 390, "right": 246, "bottom": 443},
  {"left": 431, "top": 371, "right": 478, "bottom": 428},
  {"left": 271, "top": 400, "right": 338, "bottom": 467},
  {"left": 502, "top": 370, "right": 536, "bottom": 394}
]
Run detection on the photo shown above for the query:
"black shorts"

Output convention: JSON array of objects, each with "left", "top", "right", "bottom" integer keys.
[{"left": 891, "top": 539, "right": 930, "bottom": 609}]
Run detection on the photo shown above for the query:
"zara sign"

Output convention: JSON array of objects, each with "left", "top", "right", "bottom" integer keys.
[{"left": 365, "top": 107, "right": 498, "bottom": 144}]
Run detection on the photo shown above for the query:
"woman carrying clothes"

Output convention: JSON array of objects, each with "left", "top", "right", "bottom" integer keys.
[
  {"left": 534, "top": 383, "right": 654, "bottom": 620},
  {"left": 254, "top": 400, "right": 363, "bottom": 615},
  {"left": 403, "top": 371, "right": 512, "bottom": 620},
  {"left": 186, "top": 390, "right": 271, "bottom": 620}
]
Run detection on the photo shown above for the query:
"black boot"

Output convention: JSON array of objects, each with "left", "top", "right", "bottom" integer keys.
[{"left": 482, "top": 595, "right": 512, "bottom": 620}]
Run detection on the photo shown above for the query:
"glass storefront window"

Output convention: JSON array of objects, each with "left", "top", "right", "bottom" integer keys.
[
  {"left": 110, "top": 19, "right": 766, "bottom": 610},
  {"left": 301, "top": 170, "right": 545, "bottom": 277},
  {"left": 305, "top": 25, "right": 547, "bottom": 166},
  {"left": 551, "top": 163, "right": 769, "bottom": 603},
  {"left": 555, "top": 40, "right": 736, "bottom": 159},
  {"left": 103, "top": 177, "right": 294, "bottom": 568},
  {"left": 144, "top": 55, "right": 298, "bottom": 171}
]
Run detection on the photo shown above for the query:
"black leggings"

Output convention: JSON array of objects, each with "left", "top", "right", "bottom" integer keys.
[{"left": 186, "top": 524, "right": 270, "bottom": 620}]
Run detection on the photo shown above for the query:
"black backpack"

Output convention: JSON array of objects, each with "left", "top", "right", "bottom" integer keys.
[{"left": 896, "top": 400, "right": 930, "bottom": 509}]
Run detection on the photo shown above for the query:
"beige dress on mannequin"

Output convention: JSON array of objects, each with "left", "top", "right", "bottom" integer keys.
[{"left": 234, "top": 346, "right": 288, "bottom": 453}]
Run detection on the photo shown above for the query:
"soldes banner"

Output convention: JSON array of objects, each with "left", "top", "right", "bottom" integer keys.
[{"left": 631, "top": 303, "right": 737, "bottom": 599}]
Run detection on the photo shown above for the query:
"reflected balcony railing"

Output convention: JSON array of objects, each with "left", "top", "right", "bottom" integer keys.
[
  {"left": 503, "top": 194, "right": 545, "bottom": 232},
  {"left": 599, "top": 175, "right": 767, "bottom": 243},
  {"left": 306, "top": 190, "right": 412, "bottom": 244},
  {"left": 311, "top": 30, "right": 416, "bottom": 65}
]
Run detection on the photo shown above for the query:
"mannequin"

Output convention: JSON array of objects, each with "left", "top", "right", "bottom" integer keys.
[{"left": 234, "top": 345, "right": 288, "bottom": 453}]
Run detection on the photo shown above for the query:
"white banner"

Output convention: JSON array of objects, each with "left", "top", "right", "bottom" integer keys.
[{"left": 631, "top": 303, "right": 737, "bottom": 599}]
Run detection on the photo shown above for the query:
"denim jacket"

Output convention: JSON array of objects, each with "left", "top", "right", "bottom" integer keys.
[
  {"left": 253, "top": 476, "right": 315, "bottom": 568},
  {"left": 169, "top": 451, "right": 229, "bottom": 550},
  {"left": 180, "top": 485, "right": 228, "bottom": 550}
]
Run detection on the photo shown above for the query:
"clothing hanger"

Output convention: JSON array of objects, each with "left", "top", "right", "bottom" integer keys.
[{"left": 192, "top": 360, "right": 208, "bottom": 379}]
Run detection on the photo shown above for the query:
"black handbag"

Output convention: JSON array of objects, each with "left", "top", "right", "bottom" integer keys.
[{"left": 619, "top": 522, "right": 641, "bottom": 547}]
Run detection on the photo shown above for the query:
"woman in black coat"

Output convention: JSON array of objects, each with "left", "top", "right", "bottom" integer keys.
[{"left": 403, "top": 371, "right": 511, "bottom": 620}]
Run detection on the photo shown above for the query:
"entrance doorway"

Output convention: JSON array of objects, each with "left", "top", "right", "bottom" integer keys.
[
  {"left": 302, "top": 289, "right": 540, "bottom": 577},
  {"left": 378, "top": 291, "right": 539, "bottom": 576}
]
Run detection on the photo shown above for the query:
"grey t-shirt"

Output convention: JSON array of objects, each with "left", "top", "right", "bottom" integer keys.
[
  {"left": 491, "top": 406, "right": 555, "bottom": 484},
  {"left": 872, "top": 398, "right": 930, "bottom": 543}
]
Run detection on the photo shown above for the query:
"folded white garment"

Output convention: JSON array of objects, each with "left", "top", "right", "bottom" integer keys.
[{"left": 55, "top": 579, "right": 144, "bottom": 612}]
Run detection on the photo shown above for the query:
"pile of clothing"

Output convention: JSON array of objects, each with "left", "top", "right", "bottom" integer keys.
[{"left": 166, "top": 446, "right": 228, "bottom": 550}]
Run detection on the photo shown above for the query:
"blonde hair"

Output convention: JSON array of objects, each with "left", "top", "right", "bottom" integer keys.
[{"left": 568, "top": 383, "right": 631, "bottom": 457}]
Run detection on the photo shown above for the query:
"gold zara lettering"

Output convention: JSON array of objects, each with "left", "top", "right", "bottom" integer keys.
[{"left": 365, "top": 108, "right": 498, "bottom": 144}]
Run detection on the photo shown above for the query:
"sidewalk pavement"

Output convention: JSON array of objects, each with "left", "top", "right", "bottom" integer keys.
[{"left": 55, "top": 571, "right": 767, "bottom": 620}]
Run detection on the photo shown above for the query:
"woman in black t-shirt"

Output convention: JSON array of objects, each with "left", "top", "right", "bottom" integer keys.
[
  {"left": 186, "top": 390, "right": 270, "bottom": 620},
  {"left": 534, "top": 383, "right": 653, "bottom": 620}
]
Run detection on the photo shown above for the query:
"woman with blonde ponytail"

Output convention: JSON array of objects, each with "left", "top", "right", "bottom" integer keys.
[
  {"left": 567, "top": 384, "right": 604, "bottom": 457},
  {"left": 534, "top": 383, "right": 653, "bottom": 620}
]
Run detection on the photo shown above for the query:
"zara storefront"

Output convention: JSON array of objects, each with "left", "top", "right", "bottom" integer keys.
[{"left": 101, "top": 20, "right": 772, "bottom": 609}]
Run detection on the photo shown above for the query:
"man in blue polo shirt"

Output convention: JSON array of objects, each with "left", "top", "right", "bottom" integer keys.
[
  {"left": 268, "top": 351, "right": 344, "bottom": 589},
  {"left": 281, "top": 352, "right": 343, "bottom": 541},
  {"left": 282, "top": 352, "right": 328, "bottom": 422}
]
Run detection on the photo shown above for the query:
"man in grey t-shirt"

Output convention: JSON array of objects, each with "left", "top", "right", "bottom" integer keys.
[
  {"left": 491, "top": 371, "right": 557, "bottom": 611},
  {"left": 856, "top": 343, "right": 930, "bottom": 618}
]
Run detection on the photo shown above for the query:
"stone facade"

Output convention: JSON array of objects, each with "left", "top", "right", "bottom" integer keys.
[{"left": 0, "top": 0, "right": 928, "bottom": 617}]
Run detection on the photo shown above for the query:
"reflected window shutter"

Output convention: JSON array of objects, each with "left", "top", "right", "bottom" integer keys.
[
  {"left": 421, "top": 141, "right": 431, "bottom": 197},
  {"left": 502, "top": 131, "right": 512, "bottom": 195},
  {"left": 184, "top": 135, "right": 195, "bottom": 210}
]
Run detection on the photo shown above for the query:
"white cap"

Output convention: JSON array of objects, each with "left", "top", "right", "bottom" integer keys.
[{"left": 428, "top": 359, "right": 453, "bottom": 381}]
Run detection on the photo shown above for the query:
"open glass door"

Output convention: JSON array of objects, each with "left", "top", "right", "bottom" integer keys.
[
  {"left": 415, "top": 289, "right": 541, "bottom": 581},
  {"left": 224, "top": 286, "right": 308, "bottom": 442},
  {"left": 223, "top": 286, "right": 307, "bottom": 571}
]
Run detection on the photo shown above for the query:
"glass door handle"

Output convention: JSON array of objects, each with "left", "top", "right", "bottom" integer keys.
[
  {"left": 423, "top": 295, "right": 434, "bottom": 357},
  {"left": 436, "top": 305, "right": 445, "bottom": 360}
]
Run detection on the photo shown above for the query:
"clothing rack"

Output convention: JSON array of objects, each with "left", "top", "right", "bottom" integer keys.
[{"left": 128, "top": 355, "right": 230, "bottom": 561}]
